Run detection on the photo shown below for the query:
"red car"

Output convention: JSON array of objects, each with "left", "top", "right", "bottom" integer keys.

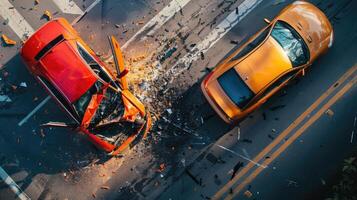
[{"left": 20, "top": 18, "right": 151, "bottom": 156}]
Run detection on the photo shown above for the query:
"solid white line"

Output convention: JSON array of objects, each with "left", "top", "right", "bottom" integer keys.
[
  {"left": 121, "top": 0, "right": 192, "bottom": 49},
  {"left": 0, "top": 0, "right": 34, "bottom": 40},
  {"left": 162, "top": 0, "right": 263, "bottom": 84},
  {"left": 0, "top": 166, "right": 31, "bottom": 200},
  {"left": 215, "top": 144, "right": 267, "bottom": 168},
  {"left": 53, "top": 0, "right": 84, "bottom": 15},
  {"left": 18, "top": 96, "right": 51, "bottom": 127}
]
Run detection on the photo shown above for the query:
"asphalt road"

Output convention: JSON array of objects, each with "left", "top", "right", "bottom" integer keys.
[{"left": 0, "top": 0, "right": 356, "bottom": 200}]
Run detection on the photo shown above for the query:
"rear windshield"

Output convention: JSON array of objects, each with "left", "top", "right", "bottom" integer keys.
[{"left": 218, "top": 68, "right": 254, "bottom": 109}]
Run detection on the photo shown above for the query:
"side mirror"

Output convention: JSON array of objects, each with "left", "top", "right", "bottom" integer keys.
[{"left": 264, "top": 18, "right": 271, "bottom": 24}]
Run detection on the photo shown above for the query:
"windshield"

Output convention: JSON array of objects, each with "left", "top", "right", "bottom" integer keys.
[
  {"left": 73, "top": 80, "right": 104, "bottom": 119},
  {"left": 218, "top": 68, "right": 254, "bottom": 109},
  {"left": 271, "top": 21, "right": 309, "bottom": 67},
  {"left": 90, "top": 86, "right": 124, "bottom": 126},
  {"left": 73, "top": 80, "right": 124, "bottom": 125}
]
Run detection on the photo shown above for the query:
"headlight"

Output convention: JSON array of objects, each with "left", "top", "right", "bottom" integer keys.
[{"left": 328, "top": 32, "right": 334, "bottom": 48}]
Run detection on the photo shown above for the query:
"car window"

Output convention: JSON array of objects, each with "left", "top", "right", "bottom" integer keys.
[
  {"left": 38, "top": 76, "right": 78, "bottom": 120},
  {"left": 73, "top": 80, "right": 104, "bottom": 120},
  {"left": 218, "top": 68, "right": 254, "bottom": 109},
  {"left": 231, "top": 26, "right": 271, "bottom": 61},
  {"left": 77, "top": 44, "right": 112, "bottom": 83},
  {"left": 257, "top": 70, "right": 297, "bottom": 101},
  {"left": 271, "top": 21, "right": 309, "bottom": 67}
]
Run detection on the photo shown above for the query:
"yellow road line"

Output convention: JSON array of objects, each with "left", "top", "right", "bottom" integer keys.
[
  {"left": 212, "top": 65, "right": 357, "bottom": 199},
  {"left": 226, "top": 75, "right": 356, "bottom": 200}
]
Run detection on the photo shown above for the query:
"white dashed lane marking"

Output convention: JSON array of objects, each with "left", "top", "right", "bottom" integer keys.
[{"left": 0, "top": 0, "right": 34, "bottom": 40}]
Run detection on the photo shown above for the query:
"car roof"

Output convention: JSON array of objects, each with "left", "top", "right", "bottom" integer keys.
[
  {"left": 39, "top": 40, "right": 97, "bottom": 103},
  {"left": 234, "top": 36, "right": 292, "bottom": 93}
]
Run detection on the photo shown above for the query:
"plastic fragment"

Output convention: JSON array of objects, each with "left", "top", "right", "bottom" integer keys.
[
  {"left": 1, "top": 34, "right": 16, "bottom": 45},
  {"left": 43, "top": 10, "right": 52, "bottom": 20}
]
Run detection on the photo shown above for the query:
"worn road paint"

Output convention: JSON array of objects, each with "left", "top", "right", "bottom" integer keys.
[
  {"left": 161, "top": 0, "right": 263, "bottom": 84},
  {"left": 18, "top": 96, "right": 51, "bottom": 127},
  {"left": 225, "top": 75, "right": 357, "bottom": 200},
  {"left": 0, "top": 166, "right": 31, "bottom": 200},
  {"left": 212, "top": 64, "right": 357, "bottom": 199},
  {"left": 0, "top": 0, "right": 34, "bottom": 40},
  {"left": 53, "top": 0, "right": 84, "bottom": 15},
  {"left": 121, "top": 0, "right": 192, "bottom": 49},
  {"left": 72, "top": 0, "right": 101, "bottom": 25}
]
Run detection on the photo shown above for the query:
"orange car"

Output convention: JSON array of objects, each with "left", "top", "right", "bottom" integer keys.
[{"left": 201, "top": 1, "right": 333, "bottom": 124}]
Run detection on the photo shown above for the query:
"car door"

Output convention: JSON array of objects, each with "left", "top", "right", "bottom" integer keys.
[
  {"left": 245, "top": 68, "right": 301, "bottom": 113},
  {"left": 37, "top": 76, "right": 80, "bottom": 124}
]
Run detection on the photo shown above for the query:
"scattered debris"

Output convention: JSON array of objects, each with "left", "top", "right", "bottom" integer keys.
[
  {"left": 1, "top": 34, "right": 16, "bottom": 45},
  {"left": 19, "top": 82, "right": 27, "bottom": 88},
  {"left": 158, "top": 163, "right": 165, "bottom": 172},
  {"left": 243, "top": 190, "right": 253, "bottom": 198},
  {"left": 166, "top": 108, "right": 173, "bottom": 115},
  {"left": 262, "top": 112, "right": 266, "bottom": 120},
  {"left": 43, "top": 10, "right": 52, "bottom": 21},
  {"left": 321, "top": 178, "right": 326, "bottom": 185},
  {"left": 162, "top": 117, "right": 193, "bottom": 134},
  {"left": 268, "top": 134, "right": 274, "bottom": 140},
  {"left": 270, "top": 105, "right": 286, "bottom": 111},
  {"left": 242, "top": 139, "right": 252, "bottom": 143},
  {"left": 287, "top": 179, "right": 298, "bottom": 187},
  {"left": 158, "top": 46, "right": 177, "bottom": 63},
  {"left": 100, "top": 186, "right": 110, "bottom": 190},
  {"left": 230, "top": 40, "right": 239, "bottom": 45},
  {"left": 200, "top": 52, "right": 205, "bottom": 60},
  {"left": 185, "top": 169, "right": 201, "bottom": 186},
  {"left": 237, "top": 126, "right": 241, "bottom": 141},
  {"left": 350, "top": 115, "right": 357, "bottom": 143},
  {"left": 0, "top": 95, "right": 12, "bottom": 103},
  {"left": 231, "top": 161, "right": 244, "bottom": 180},
  {"left": 325, "top": 109, "right": 334, "bottom": 117}
]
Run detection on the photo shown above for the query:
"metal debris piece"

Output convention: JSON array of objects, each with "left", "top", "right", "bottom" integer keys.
[
  {"left": 162, "top": 117, "right": 193, "bottom": 134},
  {"left": 350, "top": 115, "right": 357, "bottom": 143},
  {"left": 43, "top": 10, "right": 52, "bottom": 21},
  {"left": 270, "top": 105, "right": 286, "bottom": 111},
  {"left": 0, "top": 95, "right": 12, "bottom": 103},
  {"left": 230, "top": 40, "right": 239, "bottom": 45},
  {"left": 244, "top": 190, "right": 253, "bottom": 198},
  {"left": 237, "top": 126, "right": 241, "bottom": 141},
  {"left": 20, "top": 82, "right": 27, "bottom": 88},
  {"left": 242, "top": 139, "right": 252, "bottom": 143},
  {"left": 166, "top": 108, "right": 173, "bottom": 115},
  {"left": 231, "top": 161, "right": 244, "bottom": 180},
  {"left": 1, "top": 34, "right": 16, "bottom": 45},
  {"left": 100, "top": 186, "right": 110, "bottom": 190},
  {"left": 325, "top": 109, "right": 334, "bottom": 117}
]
